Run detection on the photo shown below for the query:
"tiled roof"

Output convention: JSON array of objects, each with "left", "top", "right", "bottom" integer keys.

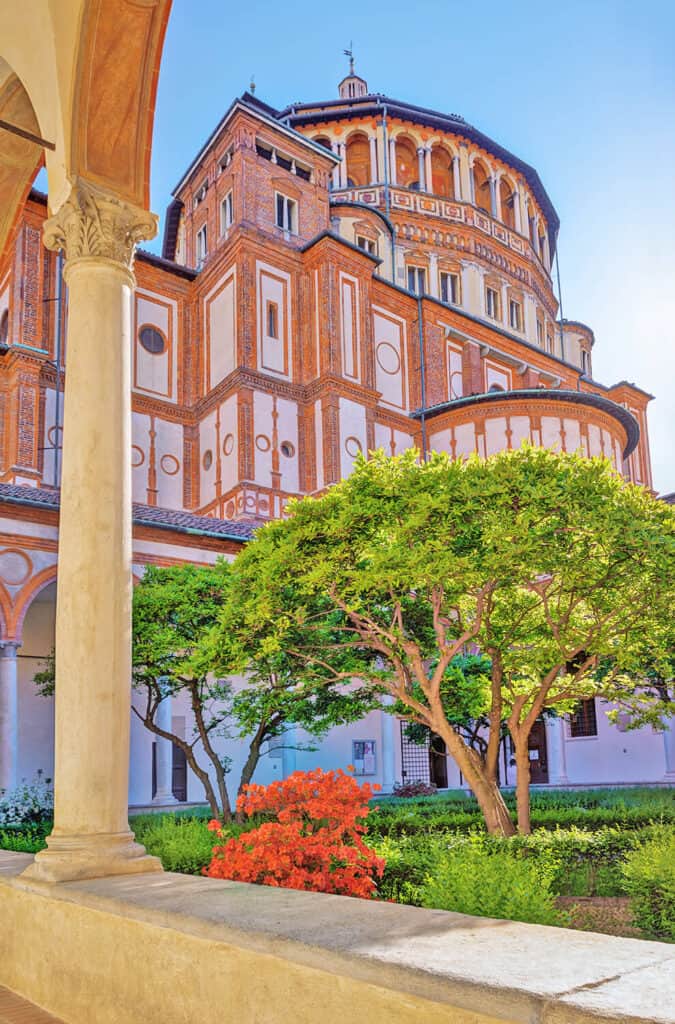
[{"left": 0, "top": 483, "right": 256, "bottom": 543}]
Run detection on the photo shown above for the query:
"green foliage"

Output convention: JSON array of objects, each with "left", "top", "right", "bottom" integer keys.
[
  {"left": 0, "top": 828, "right": 47, "bottom": 854},
  {"left": 621, "top": 832, "right": 675, "bottom": 941},
  {"left": 131, "top": 815, "right": 215, "bottom": 875},
  {"left": 0, "top": 772, "right": 53, "bottom": 827},
  {"left": 420, "top": 841, "right": 565, "bottom": 926}
]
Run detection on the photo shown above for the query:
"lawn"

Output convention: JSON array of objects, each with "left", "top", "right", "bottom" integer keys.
[{"left": 2, "top": 786, "right": 673, "bottom": 941}]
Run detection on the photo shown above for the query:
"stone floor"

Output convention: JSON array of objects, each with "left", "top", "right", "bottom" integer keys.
[{"left": 0, "top": 986, "right": 64, "bottom": 1024}]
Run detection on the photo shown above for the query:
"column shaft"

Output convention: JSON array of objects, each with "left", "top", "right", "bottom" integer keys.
[
  {"left": 389, "top": 138, "right": 397, "bottom": 185},
  {"left": 424, "top": 148, "right": 433, "bottom": 194},
  {"left": 0, "top": 642, "right": 19, "bottom": 793},
  {"left": 452, "top": 156, "right": 461, "bottom": 200},
  {"left": 368, "top": 136, "right": 378, "bottom": 184},
  {"left": 381, "top": 699, "right": 397, "bottom": 793},
  {"left": 153, "top": 696, "right": 178, "bottom": 805},
  {"left": 417, "top": 148, "right": 425, "bottom": 191}
]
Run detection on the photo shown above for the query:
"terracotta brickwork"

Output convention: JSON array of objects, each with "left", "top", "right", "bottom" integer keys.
[{"left": 0, "top": 84, "right": 656, "bottom": 512}]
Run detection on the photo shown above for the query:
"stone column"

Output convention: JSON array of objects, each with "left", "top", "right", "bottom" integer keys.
[
  {"left": 663, "top": 721, "right": 675, "bottom": 780},
  {"left": 493, "top": 177, "right": 502, "bottom": 221},
  {"left": 512, "top": 189, "right": 522, "bottom": 233},
  {"left": 424, "top": 147, "right": 433, "bottom": 194},
  {"left": 152, "top": 695, "right": 178, "bottom": 806},
  {"left": 389, "top": 137, "right": 397, "bottom": 185},
  {"left": 24, "top": 180, "right": 162, "bottom": 883},
  {"left": 368, "top": 135, "right": 378, "bottom": 184},
  {"left": 545, "top": 716, "right": 569, "bottom": 785},
  {"left": 417, "top": 148, "right": 425, "bottom": 191},
  {"left": 452, "top": 155, "right": 461, "bottom": 200},
  {"left": 381, "top": 698, "right": 397, "bottom": 793},
  {"left": 489, "top": 177, "right": 498, "bottom": 219},
  {"left": 428, "top": 252, "right": 439, "bottom": 298},
  {"left": 0, "top": 641, "right": 20, "bottom": 794},
  {"left": 338, "top": 143, "right": 348, "bottom": 188},
  {"left": 331, "top": 142, "right": 340, "bottom": 190}
]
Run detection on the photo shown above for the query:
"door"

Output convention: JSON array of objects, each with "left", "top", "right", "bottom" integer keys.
[
  {"left": 429, "top": 734, "right": 448, "bottom": 788},
  {"left": 528, "top": 719, "right": 549, "bottom": 783}
]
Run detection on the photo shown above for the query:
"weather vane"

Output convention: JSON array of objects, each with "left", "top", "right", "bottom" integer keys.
[{"left": 343, "top": 42, "right": 354, "bottom": 76}]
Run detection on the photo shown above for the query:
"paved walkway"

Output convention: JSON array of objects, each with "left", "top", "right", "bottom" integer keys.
[{"left": 0, "top": 986, "right": 64, "bottom": 1023}]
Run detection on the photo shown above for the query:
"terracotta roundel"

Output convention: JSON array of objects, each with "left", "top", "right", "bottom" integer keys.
[
  {"left": 223, "top": 433, "right": 235, "bottom": 456},
  {"left": 160, "top": 454, "right": 180, "bottom": 476},
  {"left": 255, "top": 434, "right": 271, "bottom": 452},
  {"left": 375, "top": 341, "right": 401, "bottom": 375},
  {"left": 344, "top": 436, "right": 363, "bottom": 458},
  {"left": 131, "top": 445, "right": 145, "bottom": 467},
  {"left": 0, "top": 548, "right": 32, "bottom": 586}
]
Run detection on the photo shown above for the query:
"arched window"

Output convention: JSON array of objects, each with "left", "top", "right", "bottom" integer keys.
[
  {"left": 430, "top": 146, "right": 454, "bottom": 198},
  {"left": 313, "top": 135, "right": 332, "bottom": 152},
  {"left": 0, "top": 309, "right": 8, "bottom": 348},
  {"left": 499, "top": 178, "right": 515, "bottom": 229},
  {"left": 488, "top": 383, "right": 505, "bottom": 393},
  {"left": 345, "top": 132, "right": 370, "bottom": 187},
  {"left": 472, "top": 159, "right": 491, "bottom": 214},
  {"left": 395, "top": 137, "right": 418, "bottom": 189}
]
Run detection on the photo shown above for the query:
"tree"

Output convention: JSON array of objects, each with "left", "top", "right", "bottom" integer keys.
[
  {"left": 36, "top": 563, "right": 380, "bottom": 821},
  {"left": 209, "top": 447, "right": 674, "bottom": 837}
]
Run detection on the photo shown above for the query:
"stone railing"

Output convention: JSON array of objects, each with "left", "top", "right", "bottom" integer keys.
[
  {"left": 1, "top": 850, "right": 672, "bottom": 1024},
  {"left": 331, "top": 185, "right": 552, "bottom": 280}
]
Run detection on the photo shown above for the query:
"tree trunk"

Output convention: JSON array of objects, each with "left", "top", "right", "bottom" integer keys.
[
  {"left": 434, "top": 720, "right": 516, "bottom": 837},
  {"left": 235, "top": 720, "right": 271, "bottom": 822},
  {"left": 513, "top": 738, "right": 532, "bottom": 835}
]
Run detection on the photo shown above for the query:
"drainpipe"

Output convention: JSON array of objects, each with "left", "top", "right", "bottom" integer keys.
[
  {"left": 53, "top": 250, "right": 64, "bottom": 487},
  {"left": 380, "top": 102, "right": 395, "bottom": 281},
  {"left": 554, "top": 239, "right": 566, "bottom": 362},
  {"left": 417, "top": 294, "right": 428, "bottom": 461}
]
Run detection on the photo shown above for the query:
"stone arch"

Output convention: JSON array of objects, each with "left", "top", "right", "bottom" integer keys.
[
  {"left": 394, "top": 134, "right": 419, "bottom": 189},
  {"left": 0, "top": 0, "right": 171, "bottom": 260},
  {"left": 11, "top": 565, "right": 58, "bottom": 643},
  {"left": 345, "top": 130, "right": 370, "bottom": 187},
  {"left": 498, "top": 174, "right": 517, "bottom": 229},
  {"left": 430, "top": 143, "right": 454, "bottom": 199},
  {"left": 472, "top": 157, "right": 491, "bottom": 214},
  {"left": 0, "top": 57, "right": 44, "bottom": 256}
]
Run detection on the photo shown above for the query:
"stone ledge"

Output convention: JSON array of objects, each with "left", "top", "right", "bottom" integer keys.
[{"left": 1, "top": 851, "right": 673, "bottom": 1024}]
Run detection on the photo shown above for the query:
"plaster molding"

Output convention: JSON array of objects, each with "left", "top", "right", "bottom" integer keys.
[{"left": 43, "top": 179, "right": 158, "bottom": 270}]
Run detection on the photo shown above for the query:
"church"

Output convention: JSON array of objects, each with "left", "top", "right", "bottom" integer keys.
[{"left": 0, "top": 66, "right": 671, "bottom": 806}]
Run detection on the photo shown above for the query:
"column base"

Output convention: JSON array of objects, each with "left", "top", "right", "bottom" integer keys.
[
  {"left": 152, "top": 791, "right": 179, "bottom": 806},
  {"left": 20, "top": 830, "right": 163, "bottom": 883}
]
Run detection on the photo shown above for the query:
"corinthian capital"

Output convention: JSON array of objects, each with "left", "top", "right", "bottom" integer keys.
[{"left": 43, "top": 179, "right": 158, "bottom": 269}]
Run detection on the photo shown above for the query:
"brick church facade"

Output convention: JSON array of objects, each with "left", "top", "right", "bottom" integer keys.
[{"left": 1, "top": 70, "right": 671, "bottom": 803}]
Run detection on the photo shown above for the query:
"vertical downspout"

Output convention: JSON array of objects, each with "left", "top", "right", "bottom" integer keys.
[
  {"left": 381, "top": 103, "right": 395, "bottom": 282},
  {"left": 53, "top": 251, "right": 64, "bottom": 487},
  {"left": 554, "top": 235, "right": 566, "bottom": 362},
  {"left": 417, "top": 294, "right": 428, "bottom": 461}
]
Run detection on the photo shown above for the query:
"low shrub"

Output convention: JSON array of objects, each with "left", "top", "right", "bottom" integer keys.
[
  {"left": 621, "top": 832, "right": 675, "bottom": 941},
  {"left": 0, "top": 772, "right": 53, "bottom": 827},
  {"left": 134, "top": 815, "right": 214, "bottom": 875},
  {"left": 421, "top": 841, "right": 565, "bottom": 926},
  {"left": 392, "top": 781, "right": 438, "bottom": 798},
  {"left": 205, "top": 768, "right": 385, "bottom": 898},
  {"left": 0, "top": 827, "right": 47, "bottom": 854}
]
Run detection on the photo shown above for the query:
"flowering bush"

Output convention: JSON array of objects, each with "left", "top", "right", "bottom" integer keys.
[
  {"left": 204, "top": 768, "right": 385, "bottom": 898},
  {"left": 0, "top": 771, "right": 53, "bottom": 828},
  {"left": 392, "top": 780, "right": 438, "bottom": 798}
]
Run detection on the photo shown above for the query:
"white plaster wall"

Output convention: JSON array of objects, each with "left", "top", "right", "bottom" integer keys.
[
  {"left": 373, "top": 308, "right": 407, "bottom": 410},
  {"left": 205, "top": 271, "right": 236, "bottom": 390},
  {"left": 199, "top": 409, "right": 218, "bottom": 504},
  {"left": 374, "top": 423, "right": 413, "bottom": 456},
  {"left": 339, "top": 272, "right": 360, "bottom": 382},
  {"left": 253, "top": 391, "right": 273, "bottom": 486},
  {"left": 16, "top": 594, "right": 55, "bottom": 785},
  {"left": 219, "top": 395, "right": 238, "bottom": 493},
  {"left": 134, "top": 291, "right": 177, "bottom": 401},
  {"left": 485, "top": 417, "right": 507, "bottom": 456},
  {"left": 257, "top": 261, "right": 292, "bottom": 379},
  {"left": 154, "top": 419, "right": 184, "bottom": 509},
  {"left": 563, "top": 704, "right": 666, "bottom": 785},
  {"left": 131, "top": 411, "right": 150, "bottom": 504},
  {"left": 339, "top": 397, "right": 367, "bottom": 478},
  {"left": 277, "top": 397, "right": 299, "bottom": 493}
]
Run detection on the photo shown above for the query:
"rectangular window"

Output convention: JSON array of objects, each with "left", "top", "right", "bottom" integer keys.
[
  {"left": 486, "top": 286, "right": 499, "bottom": 319},
  {"left": 356, "top": 235, "right": 376, "bottom": 255},
  {"left": 195, "top": 225, "right": 207, "bottom": 267},
  {"left": 220, "top": 191, "right": 233, "bottom": 235},
  {"left": 352, "top": 739, "right": 376, "bottom": 776},
  {"left": 266, "top": 300, "right": 279, "bottom": 339},
  {"left": 581, "top": 349, "right": 590, "bottom": 375},
  {"left": 440, "top": 271, "right": 459, "bottom": 305},
  {"left": 509, "top": 299, "right": 522, "bottom": 331},
  {"left": 275, "top": 192, "right": 297, "bottom": 233},
  {"left": 569, "top": 699, "right": 598, "bottom": 738},
  {"left": 536, "top": 319, "right": 544, "bottom": 345},
  {"left": 546, "top": 329, "right": 554, "bottom": 354},
  {"left": 407, "top": 266, "right": 426, "bottom": 295}
]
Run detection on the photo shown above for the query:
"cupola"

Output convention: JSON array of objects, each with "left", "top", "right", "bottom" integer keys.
[{"left": 338, "top": 48, "right": 367, "bottom": 99}]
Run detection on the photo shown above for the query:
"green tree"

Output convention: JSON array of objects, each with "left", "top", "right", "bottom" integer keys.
[
  {"left": 35, "top": 563, "right": 379, "bottom": 821},
  {"left": 209, "top": 447, "right": 674, "bottom": 837}
]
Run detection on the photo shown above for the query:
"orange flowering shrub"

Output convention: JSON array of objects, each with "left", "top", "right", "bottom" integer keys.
[{"left": 204, "top": 768, "right": 385, "bottom": 898}]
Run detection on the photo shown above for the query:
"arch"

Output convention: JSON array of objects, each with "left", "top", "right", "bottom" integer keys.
[
  {"left": 394, "top": 135, "right": 419, "bottom": 189},
  {"left": 472, "top": 158, "right": 491, "bottom": 214},
  {"left": 0, "top": 58, "right": 43, "bottom": 257},
  {"left": 345, "top": 130, "right": 370, "bottom": 188},
  {"left": 11, "top": 564, "right": 57, "bottom": 643},
  {"left": 430, "top": 144, "right": 454, "bottom": 199},
  {"left": 499, "top": 176, "right": 516, "bottom": 229},
  {"left": 0, "top": 579, "right": 12, "bottom": 641},
  {"left": 313, "top": 135, "right": 332, "bottom": 151}
]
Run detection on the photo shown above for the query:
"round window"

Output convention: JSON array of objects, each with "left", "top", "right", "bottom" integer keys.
[
  {"left": 202, "top": 450, "right": 213, "bottom": 470},
  {"left": 280, "top": 441, "right": 295, "bottom": 458},
  {"left": 139, "top": 326, "right": 166, "bottom": 354}
]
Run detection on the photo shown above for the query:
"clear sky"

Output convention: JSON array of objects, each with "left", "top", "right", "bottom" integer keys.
[{"left": 146, "top": 0, "right": 675, "bottom": 494}]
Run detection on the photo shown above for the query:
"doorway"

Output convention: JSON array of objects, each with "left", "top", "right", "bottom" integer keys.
[{"left": 527, "top": 719, "right": 549, "bottom": 783}]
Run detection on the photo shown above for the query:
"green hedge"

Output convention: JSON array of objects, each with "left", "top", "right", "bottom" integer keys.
[{"left": 621, "top": 832, "right": 675, "bottom": 942}]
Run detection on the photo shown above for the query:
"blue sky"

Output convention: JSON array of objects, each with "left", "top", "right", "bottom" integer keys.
[{"left": 147, "top": 0, "right": 675, "bottom": 494}]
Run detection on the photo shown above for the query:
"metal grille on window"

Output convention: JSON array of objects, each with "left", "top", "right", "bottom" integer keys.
[{"left": 399, "top": 720, "right": 431, "bottom": 784}]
